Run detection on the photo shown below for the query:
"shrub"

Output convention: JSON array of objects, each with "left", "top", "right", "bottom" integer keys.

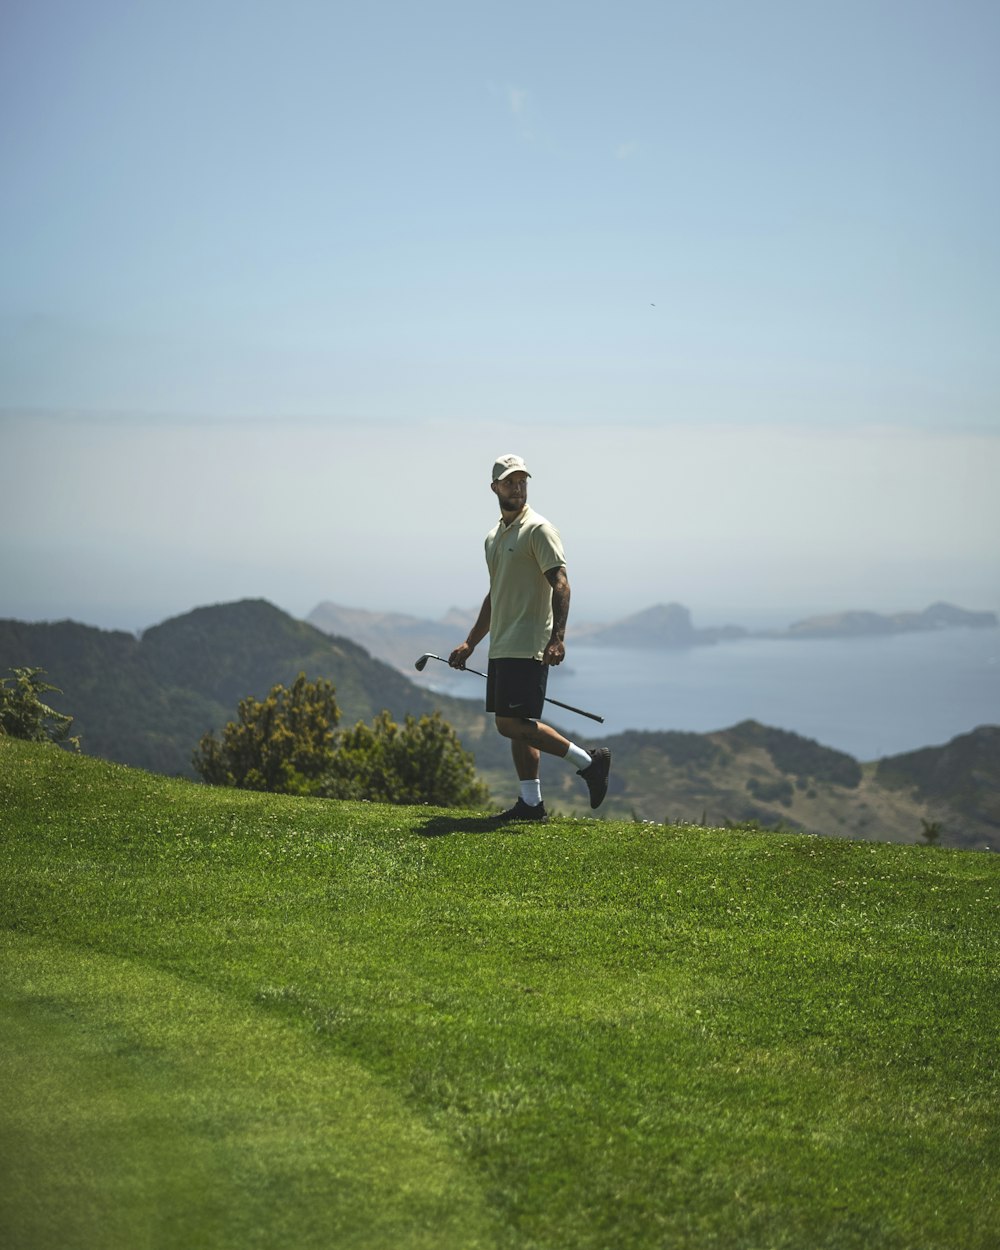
[
  {"left": 0, "top": 667, "right": 79, "bottom": 749},
  {"left": 194, "top": 676, "right": 489, "bottom": 808},
  {"left": 192, "top": 673, "right": 340, "bottom": 795},
  {"left": 321, "top": 711, "right": 490, "bottom": 808}
]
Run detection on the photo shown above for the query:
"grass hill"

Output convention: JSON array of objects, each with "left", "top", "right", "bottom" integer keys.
[{"left": 1, "top": 737, "right": 997, "bottom": 1249}]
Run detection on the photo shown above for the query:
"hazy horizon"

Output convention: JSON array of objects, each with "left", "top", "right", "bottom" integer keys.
[
  {"left": 3, "top": 580, "right": 998, "bottom": 643},
  {"left": 3, "top": 413, "right": 998, "bottom": 637},
  {"left": 7, "top": 584, "right": 1000, "bottom": 640}
]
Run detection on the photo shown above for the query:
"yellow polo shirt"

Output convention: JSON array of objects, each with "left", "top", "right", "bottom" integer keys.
[{"left": 485, "top": 505, "right": 566, "bottom": 660}]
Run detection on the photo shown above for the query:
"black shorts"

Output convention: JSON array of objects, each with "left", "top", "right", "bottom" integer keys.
[{"left": 486, "top": 658, "right": 549, "bottom": 719}]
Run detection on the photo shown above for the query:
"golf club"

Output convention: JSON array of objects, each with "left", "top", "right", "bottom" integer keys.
[{"left": 414, "top": 653, "right": 604, "bottom": 723}]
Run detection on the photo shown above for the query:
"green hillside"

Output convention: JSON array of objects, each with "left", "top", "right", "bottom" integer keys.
[
  {"left": 2, "top": 738, "right": 997, "bottom": 1249},
  {"left": 553, "top": 723, "right": 1000, "bottom": 852},
  {"left": 0, "top": 600, "right": 511, "bottom": 779}
]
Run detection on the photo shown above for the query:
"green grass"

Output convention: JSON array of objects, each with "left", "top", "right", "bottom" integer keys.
[{"left": 1, "top": 737, "right": 997, "bottom": 1249}]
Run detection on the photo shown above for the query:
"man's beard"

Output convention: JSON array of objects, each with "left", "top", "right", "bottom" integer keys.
[{"left": 499, "top": 487, "right": 526, "bottom": 511}]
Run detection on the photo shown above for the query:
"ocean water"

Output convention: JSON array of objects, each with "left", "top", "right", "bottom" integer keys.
[{"left": 425, "top": 628, "right": 1000, "bottom": 762}]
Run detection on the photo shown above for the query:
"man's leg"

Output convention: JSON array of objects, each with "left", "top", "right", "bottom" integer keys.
[
  {"left": 488, "top": 661, "right": 612, "bottom": 817},
  {"left": 496, "top": 716, "right": 611, "bottom": 811},
  {"left": 496, "top": 716, "right": 570, "bottom": 774},
  {"left": 490, "top": 718, "right": 565, "bottom": 822},
  {"left": 511, "top": 738, "right": 540, "bottom": 782}
]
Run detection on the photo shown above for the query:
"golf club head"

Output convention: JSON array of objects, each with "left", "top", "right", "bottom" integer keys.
[{"left": 414, "top": 653, "right": 433, "bottom": 672}]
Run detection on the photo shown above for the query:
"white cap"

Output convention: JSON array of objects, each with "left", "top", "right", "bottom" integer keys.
[{"left": 492, "top": 453, "right": 531, "bottom": 482}]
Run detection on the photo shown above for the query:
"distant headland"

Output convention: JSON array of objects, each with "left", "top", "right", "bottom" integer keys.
[{"left": 570, "top": 600, "right": 998, "bottom": 649}]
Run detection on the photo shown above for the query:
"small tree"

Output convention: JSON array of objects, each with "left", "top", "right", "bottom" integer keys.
[
  {"left": 194, "top": 676, "right": 488, "bottom": 808},
  {"left": 322, "top": 711, "right": 489, "bottom": 808},
  {"left": 192, "top": 672, "right": 340, "bottom": 795},
  {"left": 0, "top": 667, "right": 79, "bottom": 750}
]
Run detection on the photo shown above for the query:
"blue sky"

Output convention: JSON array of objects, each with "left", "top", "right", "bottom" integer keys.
[{"left": 1, "top": 0, "right": 998, "bottom": 630}]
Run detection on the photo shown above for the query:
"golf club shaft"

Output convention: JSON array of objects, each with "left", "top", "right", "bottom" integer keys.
[{"left": 416, "top": 653, "right": 604, "bottom": 723}]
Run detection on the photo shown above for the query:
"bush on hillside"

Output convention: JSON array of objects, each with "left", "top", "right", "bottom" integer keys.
[
  {"left": 321, "top": 710, "right": 490, "bottom": 808},
  {"left": 193, "top": 673, "right": 341, "bottom": 795},
  {"left": 746, "top": 776, "right": 795, "bottom": 807},
  {"left": 193, "top": 674, "right": 489, "bottom": 808},
  {"left": 0, "top": 667, "right": 79, "bottom": 750}
]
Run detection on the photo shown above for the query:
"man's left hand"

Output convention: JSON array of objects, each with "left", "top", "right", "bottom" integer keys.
[{"left": 543, "top": 640, "right": 565, "bottom": 666}]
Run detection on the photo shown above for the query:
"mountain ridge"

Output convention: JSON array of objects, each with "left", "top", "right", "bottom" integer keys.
[
  {"left": 307, "top": 599, "right": 998, "bottom": 664},
  {"left": 0, "top": 600, "right": 470, "bottom": 778}
]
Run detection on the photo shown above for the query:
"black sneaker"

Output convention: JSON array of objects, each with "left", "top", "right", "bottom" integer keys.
[
  {"left": 577, "top": 748, "right": 611, "bottom": 809},
  {"left": 493, "top": 798, "right": 548, "bottom": 824}
]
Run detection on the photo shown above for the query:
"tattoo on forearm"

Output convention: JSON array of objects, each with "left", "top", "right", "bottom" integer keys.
[{"left": 548, "top": 573, "right": 570, "bottom": 640}]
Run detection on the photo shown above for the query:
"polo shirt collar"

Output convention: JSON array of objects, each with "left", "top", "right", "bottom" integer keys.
[{"left": 499, "top": 503, "right": 532, "bottom": 530}]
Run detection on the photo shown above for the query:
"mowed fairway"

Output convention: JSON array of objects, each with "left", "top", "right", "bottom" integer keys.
[{"left": 1, "top": 737, "right": 997, "bottom": 1249}]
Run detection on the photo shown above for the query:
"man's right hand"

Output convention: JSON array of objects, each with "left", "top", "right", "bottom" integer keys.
[{"left": 448, "top": 643, "right": 473, "bottom": 669}]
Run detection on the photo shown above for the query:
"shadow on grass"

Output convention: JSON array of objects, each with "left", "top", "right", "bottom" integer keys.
[{"left": 418, "top": 813, "right": 527, "bottom": 838}]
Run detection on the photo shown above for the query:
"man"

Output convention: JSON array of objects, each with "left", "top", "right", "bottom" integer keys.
[{"left": 449, "top": 453, "right": 611, "bottom": 822}]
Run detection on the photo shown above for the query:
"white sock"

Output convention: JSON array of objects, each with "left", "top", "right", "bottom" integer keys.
[
  {"left": 565, "top": 742, "right": 592, "bottom": 770},
  {"left": 520, "top": 779, "right": 542, "bottom": 807}
]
